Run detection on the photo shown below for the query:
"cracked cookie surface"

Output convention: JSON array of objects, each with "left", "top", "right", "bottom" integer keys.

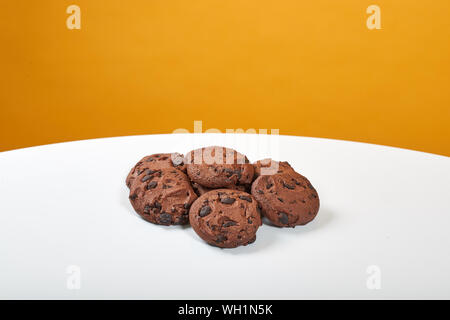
[
  {"left": 191, "top": 181, "right": 248, "bottom": 196},
  {"left": 129, "top": 168, "right": 197, "bottom": 225},
  {"left": 251, "top": 171, "right": 319, "bottom": 227},
  {"left": 252, "top": 158, "right": 295, "bottom": 179},
  {"left": 189, "top": 189, "right": 262, "bottom": 248},
  {"left": 185, "top": 146, "right": 254, "bottom": 188},
  {"left": 126, "top": 153, "right": 186, "bottom": 188}
]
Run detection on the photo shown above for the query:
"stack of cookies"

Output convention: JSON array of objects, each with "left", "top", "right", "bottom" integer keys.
[{"left": 126, "top": 146, "right": 320, "bottom": 249}]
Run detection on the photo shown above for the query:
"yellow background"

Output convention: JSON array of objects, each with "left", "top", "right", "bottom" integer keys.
[{"left": 1, "top": 0, "right": 449, "bottom": 155}]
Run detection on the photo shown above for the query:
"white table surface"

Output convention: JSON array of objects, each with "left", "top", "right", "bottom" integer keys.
[{"left": 0, "top": 133, "right": 449, "bottom": 299}]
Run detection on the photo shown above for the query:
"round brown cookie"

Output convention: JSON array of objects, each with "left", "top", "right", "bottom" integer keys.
[
  {"left": 251, "top": 171, "right": 319, "bottom": 227},
  {"left": 191, "top": 182, "right": 249, "bottom": 197},
  {"left": 129, "top": 168, "right": 197, "bottom": 225},
  {"left": 126, "top": 153, "right": 185, "bottom": 188},
  {"left": 185, "top": 146, "right": 254, "bottom": 188},
  {"left": 252, "top": 158, "right": 294, "bottom": 179},
  {"left": 189, "top": 189, "right": 262, "bottom": 248}
]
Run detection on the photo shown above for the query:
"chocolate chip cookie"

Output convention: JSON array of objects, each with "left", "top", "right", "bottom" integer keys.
[
  {"left": 129, "top": 168, "right": 197, "bottom": 225},
  {"left": 189, "top": 189, "right": 262, "bottom": 248},
  {"left": 251, "top": 171, "right": 319, "bottom": 227},
  {"left": 185, "top": 146, "right": 254, "bottom": 188},
  {"left": 252, "top": 158, "right": 294, "bottom": 179},
  {"left": 126, "top": 153, "right": 185, "bottom": 188}
]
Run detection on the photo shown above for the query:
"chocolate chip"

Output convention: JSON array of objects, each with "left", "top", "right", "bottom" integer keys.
[
  {"left": 184, "top": 203, "right": 191, "bottom": 209},
  {"left": 278, "top": 212, "right": 289, "bottom": 225},
  {"left": 175, "top": 216, "right": 188, "bottom": 225},
  {"left": 154, "top": 201, "right": 162, "bottom": 210},
  {"left": 129, "top": 194, "right": 137, "bottom": 201},
  {"left": 257, "top": 190, "right": 264, "bottom": 194},
  {"left": 247, "top": 218, "right": 253, "bottom": 224},
  {"left": 266, "top": 183, "right": 273, "bottom": 189},
  {"left": 145, "top": 158, "right": 155, "bottom": 162},
  {"left": 283, "top": 182, "right": 295, "bottom": 190},
  {"left": 162, "top": 184, "right": 172, "bottom": 189},
  {"left": 141, "top": 175, "right": 152, "bottom": 182},
  {"left": 224, "top": 168, "right": 234, "bottom": 178},
  {"left": 215, "top": 235, "right": 227, "bottom": 243},
  {"left": 222, "top": 221, "right": 237, "bottom": 227},
  {"left": 277, "top": 197, "right": 284, "bottom": 202},
  {"left": 239, "top": 195, "right": 252, "bottom": 202},
  {"left": 220, "top": 197, "right": 236, "bottom": 204},
  {"left": 147, "top": 181, "right": 158, "bottom": 189},
  {"left": 159, "top": 212, "right": 172, "bottom": 224},
  {"left": 143, "top": 205, "right": 150, "bottom": 214},
  {"left": 199, "top": 205, "right": 211, "bottom": 217}
]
